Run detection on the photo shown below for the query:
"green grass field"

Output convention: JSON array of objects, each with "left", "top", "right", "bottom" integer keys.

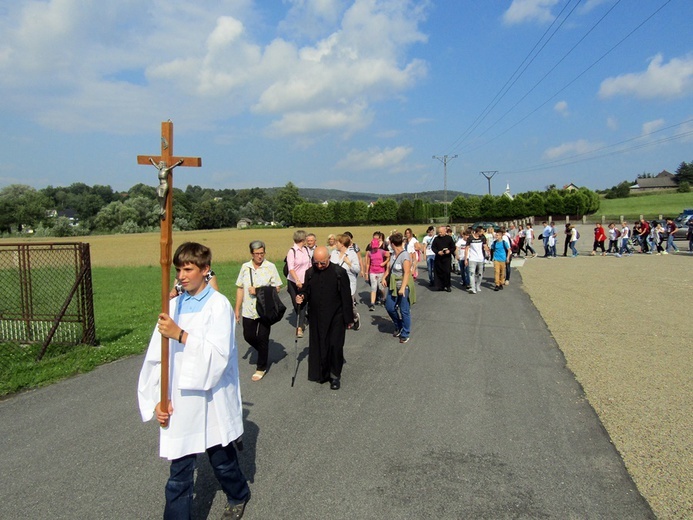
[
  {"left": 596, "top": 191, "right": 693, "bottom": 220},
  {"left": 0, "top": 261, "right": 243, "bottom": 396}
]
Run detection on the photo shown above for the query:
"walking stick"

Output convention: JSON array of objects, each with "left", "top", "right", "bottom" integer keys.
[{"left": 291, "top": 326, "right": 299, "bottom": 387}]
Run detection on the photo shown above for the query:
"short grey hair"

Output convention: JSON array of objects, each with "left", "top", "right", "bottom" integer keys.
[
  {"left": 249, "top": 240, "right": 265, "bottom": 253},
  {"left": 293, "top": 230, "right": 306, "bottom": 243}
]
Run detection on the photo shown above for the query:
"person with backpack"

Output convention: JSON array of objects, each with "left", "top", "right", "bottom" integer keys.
[
  {"left": 234, "top": 240, "right": 283, "bottom": 382},
  {"left": 490, "top": 230, "right": 510, "bottom": 291},
  {"left": 607, "top": 223, "right": 620, "bottom": 254},
  {"left": 285, "top": 230, "right": 312, "bottom": 338},
  {"left": 569, "top": 224, "right": 579, "bottom": 257}
]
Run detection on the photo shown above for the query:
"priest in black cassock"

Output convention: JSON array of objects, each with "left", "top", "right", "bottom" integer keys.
[
  {"left": 431, "top": 225, "right": 457, "bottom": 292},
  {"left": 295, "top": 246, "right": 354, "bottom": 390}
]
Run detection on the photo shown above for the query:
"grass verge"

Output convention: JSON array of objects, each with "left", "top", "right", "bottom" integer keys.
[{"left": 0, "top": 261, "right": 242, "bottom": 397}]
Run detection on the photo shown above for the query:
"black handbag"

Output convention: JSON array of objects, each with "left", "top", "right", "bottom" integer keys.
[{"left": 249, "top": 268, "right": 286, "bottom": 325}]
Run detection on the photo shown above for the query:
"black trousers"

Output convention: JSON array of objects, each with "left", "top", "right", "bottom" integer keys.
[{"left": 242, "top": 317, "right": 271, "bottom": 371}]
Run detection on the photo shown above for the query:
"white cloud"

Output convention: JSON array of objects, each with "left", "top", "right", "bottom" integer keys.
[
  {"left": 641, "top": 119, "right": 665, "bottom": 137},
  {"left": 268, "top": 103, "right": 372, "bottom": 136},
  {"left": 606, "top": 117, "right": 618, "bottom": 130},
  {"left": 0, "top": 0, "right": 429, "bottom": 137},
  {"left": 599, "top": 53, "right": 693, "bottom": 100},
  {"left": 336, "top": 146, "right": 412, "bottom": 171},
  {"left": 554, "top": 100, "right": 569, "bottom": 117},
  {"left": 543, "top": 139, "right": 602, "bottom": 160},
  {"left": 503, "top": 0, "right": 559, "bottom": 25}
]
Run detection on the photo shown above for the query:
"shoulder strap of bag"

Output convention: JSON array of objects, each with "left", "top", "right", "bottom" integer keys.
[{"left": 248, "top": 266, "right": 254, "bottom": 286}]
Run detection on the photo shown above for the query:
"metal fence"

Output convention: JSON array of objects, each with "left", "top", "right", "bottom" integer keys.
[{"left": 0, "top": 242, "right": 96, "bottom": 360}]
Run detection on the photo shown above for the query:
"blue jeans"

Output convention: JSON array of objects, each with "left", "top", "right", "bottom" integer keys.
[
  {"left": 459, "top": 260, "right": 470, "bottom": 287},
  {"left": 165, "top": 443, "right": 250, "bottom": 520},
  {"left": 570, "top": 240, "right": 578, "bottom": 255},
  {"left": 543, "top": 237, "right": 550, "bottom": 256},
  {"left": 666, "top": 234, "right": 678, "bottom": 252},
  {"left": 619, "top": 238, "right": 630, "bottom": 254},
  {"left": 385, "top": 286, "right": 411, "bottom": 339},
  {"left": 426, "top": 256, "right": 435, "bottom": 284}
]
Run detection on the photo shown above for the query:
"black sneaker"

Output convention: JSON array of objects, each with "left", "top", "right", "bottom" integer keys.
[
  {"left": 393, "top": 329, "right": 402, "bottom": 337},
  {"left": 399, "top": 337, "right": 410, "bottom": 344},
  {"left": 353, "top": 313, "right": 361, "bottom": 331},
  {"left": 369, "top": 305, "right": 375, "bottom": 312},
  {"left": 494, "top": 285, "right": 499, "bottom": 291}
]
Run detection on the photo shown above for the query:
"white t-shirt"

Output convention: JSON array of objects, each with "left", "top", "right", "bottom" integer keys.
[
  {"left": 455, "top": 237, "right": 467, "bottom": 260},
  {"left": 422, "top": 234, "right": 435, "bottom": 257},
  {"left": 466, "top": 235, "right": 487, "bottom": 263}
]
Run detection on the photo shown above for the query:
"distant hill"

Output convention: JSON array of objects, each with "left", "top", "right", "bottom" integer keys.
[{"left": 266, "top": 187, "right": 473, "bottom": 203}]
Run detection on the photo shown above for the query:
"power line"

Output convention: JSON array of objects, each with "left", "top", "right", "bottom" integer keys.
[
  {"left": 503, "top": 118, "right": 693, "bottom": 175},
  {"left": 458, "top": 0, "right": 674, "bottom": 157},
  {"left": 454, "top": 0, "right": 623, "bottom": 155},
  {"left": 445, "top": 0, "right": 582, "bottom": 154}
]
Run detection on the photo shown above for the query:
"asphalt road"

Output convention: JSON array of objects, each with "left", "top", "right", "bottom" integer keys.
[{"left": 0, "top": 267, "right": 654, "bottom": 519}]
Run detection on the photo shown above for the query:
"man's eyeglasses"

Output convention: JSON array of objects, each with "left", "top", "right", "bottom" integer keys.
[
  {"left": 314, "top": 260, "right": 330, "bottom": 267},
  {"left": 252, "top": 251, "right": 265, "bottom": 256}
]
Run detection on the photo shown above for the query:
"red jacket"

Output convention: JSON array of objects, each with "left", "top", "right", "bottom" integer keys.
[{"left": 594, "top": 226, "right": 607, "bottom": 242}]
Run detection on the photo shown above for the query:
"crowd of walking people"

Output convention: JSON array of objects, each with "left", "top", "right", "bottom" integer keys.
[{"left": 136, "top": 213, "right": 691, "bottom": 518}]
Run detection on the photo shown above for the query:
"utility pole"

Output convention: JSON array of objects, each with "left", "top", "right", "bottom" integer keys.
[
  {"left": 432, "top": 154, "right": 458, "bottom": 222},
  {"left": 480, "top": 170, "right": 498, "bottom": 195}
]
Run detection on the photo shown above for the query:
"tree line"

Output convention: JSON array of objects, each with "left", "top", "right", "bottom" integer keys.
[{"left": 0, "top": 180, "right": 600, "bottom": 237}]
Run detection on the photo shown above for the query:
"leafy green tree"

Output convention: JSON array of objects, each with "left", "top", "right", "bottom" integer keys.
[
  {"left": 52, "top": 216, "right": 76, "bottom": 237},
  {"left": 510, "top": 196, "right": 527, "bottom": 218},
  {"left": 412, "top": 199, "right": 426, "bottom": 223},
  {"left": 677, "top": 181, "right": 690, "bottom": 193},
  {"left": 94, "top": 201, "right": 138, "bottom": 231},
  {"left": 127, "top": 183, "right": 157, "bottom": 200},
  {"left": 479, "top": 195, "right": 495, "bottom": 220},
  {"left": 493, "top": 196, "right": 512, "bottom": 219},
  {"left": 525, "top": 193, "right": 545, "bottom": 216},
  {"left": 397, "top": 199, "right": 414, "bottom": 223},
  {"left": 349, "top": 201, "right": 369, "bottom": 224},
  {"left": 544, "top": 190, "right": 566, "bottom": 215},
  {"left": 274, "top": 182, "right": 303, "bottom": 225},
  {"left": 124, "top": 196, "right": 159, "bottom": 228},
  {"left": 604, "top": 181, "right": 630, "bottom": 199},
  {"left": 0, "top": 184, "right": 50, "bottom": 232},
  {"left": 675, "top": 161, "right": 693, "bottom": 184},
  {"left": 564, "top": 191, "right": 588, "bottom": 216},
  {"left": 368, "top": 199, "right": 397, "bottom": 224}
]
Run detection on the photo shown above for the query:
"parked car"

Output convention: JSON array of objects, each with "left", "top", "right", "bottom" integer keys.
[
  {"left": 471, "top": 221, "right": 500, "bottom": 232},
  {"left": 652, "top": 219, "right": 687, "bottom": 241}
]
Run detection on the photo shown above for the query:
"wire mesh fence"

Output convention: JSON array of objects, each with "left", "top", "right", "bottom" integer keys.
[{"left": 0, "top": 242, "right": 96, "bottom": 364}]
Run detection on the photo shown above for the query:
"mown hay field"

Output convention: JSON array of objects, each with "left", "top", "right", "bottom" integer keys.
[{"left": 1, "top": 225, "right": 429, "bottom": 267}]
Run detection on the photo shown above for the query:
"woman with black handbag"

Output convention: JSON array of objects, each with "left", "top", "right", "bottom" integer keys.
[{"left": 234, "top": 240, "right": 283, "bottom": 382}]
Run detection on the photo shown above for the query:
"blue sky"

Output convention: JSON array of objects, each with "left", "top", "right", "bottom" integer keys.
[{"left": 0, "top": 0, "right": 691, "bottom": 196}]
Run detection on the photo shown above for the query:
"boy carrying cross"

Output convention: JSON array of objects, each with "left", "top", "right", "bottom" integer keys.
[{"left": 138, "top": 242, "right": 250, "bottom": 519}]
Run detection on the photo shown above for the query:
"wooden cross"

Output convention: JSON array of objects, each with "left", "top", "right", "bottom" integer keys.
[{"left": 137, "top": 120, "right": 201, "bottom": 427}]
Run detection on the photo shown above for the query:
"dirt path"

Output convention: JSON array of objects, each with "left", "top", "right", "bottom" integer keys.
[{"left": 517, "top": 236, "right": 692, "bottom": 519}]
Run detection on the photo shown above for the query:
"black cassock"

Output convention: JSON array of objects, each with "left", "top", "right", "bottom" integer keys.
[
  {"left": 431, "top": 234, "right": 456, "bottom": 290},
  {"left": 302, "top": 263, "right": 354, "bottom": 382}
]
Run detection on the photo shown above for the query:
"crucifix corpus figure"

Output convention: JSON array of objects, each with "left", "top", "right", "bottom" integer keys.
[
  {"left": 136, "top": 120, "right": 201, "bottom": 427},
  {"left": 150, "top": 158, "right": 184, "bottom": 219}
]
